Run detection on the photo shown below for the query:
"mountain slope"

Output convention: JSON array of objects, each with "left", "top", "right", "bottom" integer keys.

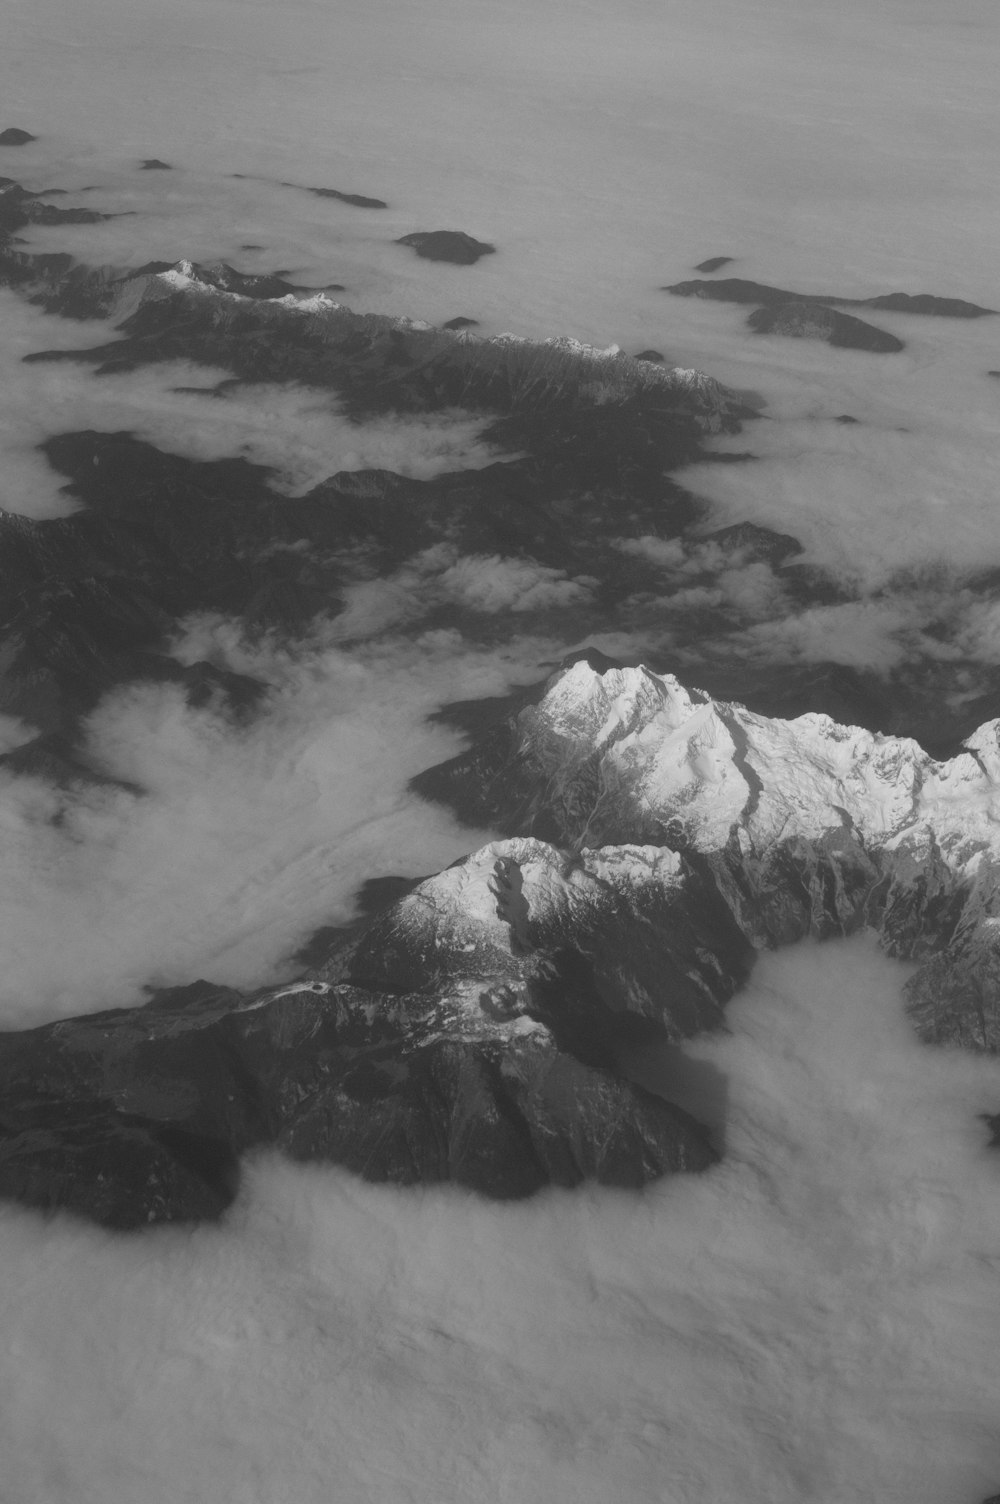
[{"left": 3, "top": 658, "right": 1000, "bottom": 1226}]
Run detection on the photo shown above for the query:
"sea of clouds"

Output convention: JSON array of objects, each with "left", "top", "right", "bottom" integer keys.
[
  {"left": 3, "top": 942, "right": 1000, "bottom": 1503},
  {"left": 2, "top": 0, "right": 1000, "bottom": 1498}
]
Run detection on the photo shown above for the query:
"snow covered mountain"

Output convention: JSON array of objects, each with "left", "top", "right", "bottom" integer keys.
[
  {"left": 418, "top": 654, "right": 1000, "bottom": 1049},
  {"left": 3, "top": 654, "right": 999, "bottom": 1227},
  {"left": 7, "top": 9, "right": 1000, "bottom": 1498},
  {"left": 2, "top": 168, "right": 1000, "bottom": 1234}
]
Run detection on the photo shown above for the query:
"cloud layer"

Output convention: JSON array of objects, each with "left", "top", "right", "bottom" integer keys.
[
  {"left": 2, "top": 3, "right": 1000, "bottom": 1497},
  {"left": 0, "top": 625, "right": 551, "bottom": 1024},
  {"left": 2, "top": 941, "right": 999, "bottom": 1503},
  {"left": 0, "top": 292, "right": 507, "bottom": 518}
]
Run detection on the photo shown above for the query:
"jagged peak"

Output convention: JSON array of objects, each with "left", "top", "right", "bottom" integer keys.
[
  {"left": 499, "top": 657, "right": 1000, "bottom": 865},
  {"left": 397, "top": 835, "right": 686, "bottom": 946}
]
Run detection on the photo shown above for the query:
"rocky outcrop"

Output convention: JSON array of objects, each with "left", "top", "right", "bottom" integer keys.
[
  {"left": 0, "top": 175, "right": 111, "bottom": 232},
  {"left": 292, "top": 183, "right": 388, "bottom": 208},
  {"left": 864, "top": 291, "right": 996, "bottom": 317},
  {"left": 147, "top": 258, "right": 344, "bottom": 300},
  {"left": 228, "top": 173, "right": 388, "bottom": 209},
  {"left": 665, "top": 277, "right": 996, "bottom": 318},
  {"left": 746, "top": 300, "right": 905, "bottom": 353},
  {"left": 397, "top": 230, "right": 496, "bottom": 264},
  {"left": 0, "top": 128, "right": 35, "bottom": 145},
  {"left": 667, "top": 278, "right": 802, "bottom": 306},
  {"left": 707, "top": 521, "right": 802, "bottom": 563},
  {"left": 664, "top": 278, "right": 906, "bottom": 350}
]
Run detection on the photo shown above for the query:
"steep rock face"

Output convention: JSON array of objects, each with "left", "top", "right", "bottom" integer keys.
[
  {"left": 414, "top": 658, "right": 1000, "bottom": 1048},
  {"left": 339, "top": 839, "right": 752, "bottom": 1040}
]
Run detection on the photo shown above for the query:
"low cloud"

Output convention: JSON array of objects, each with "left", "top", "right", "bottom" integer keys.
[
  {"left": 2, "top": 941, "right": 999, "bottom": 1504},
  {"left": 738, "top": 598, "right": 915, "bottom": 673},
  {"left": 680, "top": 346, "right": 1000, "bottom": 591},
  {"left": 0, "top": 293, "right": 507, "bottom": 517},
  {"left": 438, "top": 553, "right": 595, "bottom": 612},
  {"left": 951, "top": 599, "right": 1000, "bottom": 668},
  {"left": 330, "top": 547, "right": 597, "bottom": 640},
  {"left": 613, "top": 536, "right": 789, "bottom": 624},
  {"left": 614, "top": 535, "right": 687, "bottom": 569},
  {"left": 0, "top": 623, "right": 551, "bottom": 1025}
]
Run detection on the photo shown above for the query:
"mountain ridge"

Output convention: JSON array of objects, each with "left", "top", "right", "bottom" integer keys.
[
  {"left": 0, "top": 173, "right": 999, "bottom": 1230},
  {"left": 2, "top": 657, "right": 999, "bottom": 1227}
]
